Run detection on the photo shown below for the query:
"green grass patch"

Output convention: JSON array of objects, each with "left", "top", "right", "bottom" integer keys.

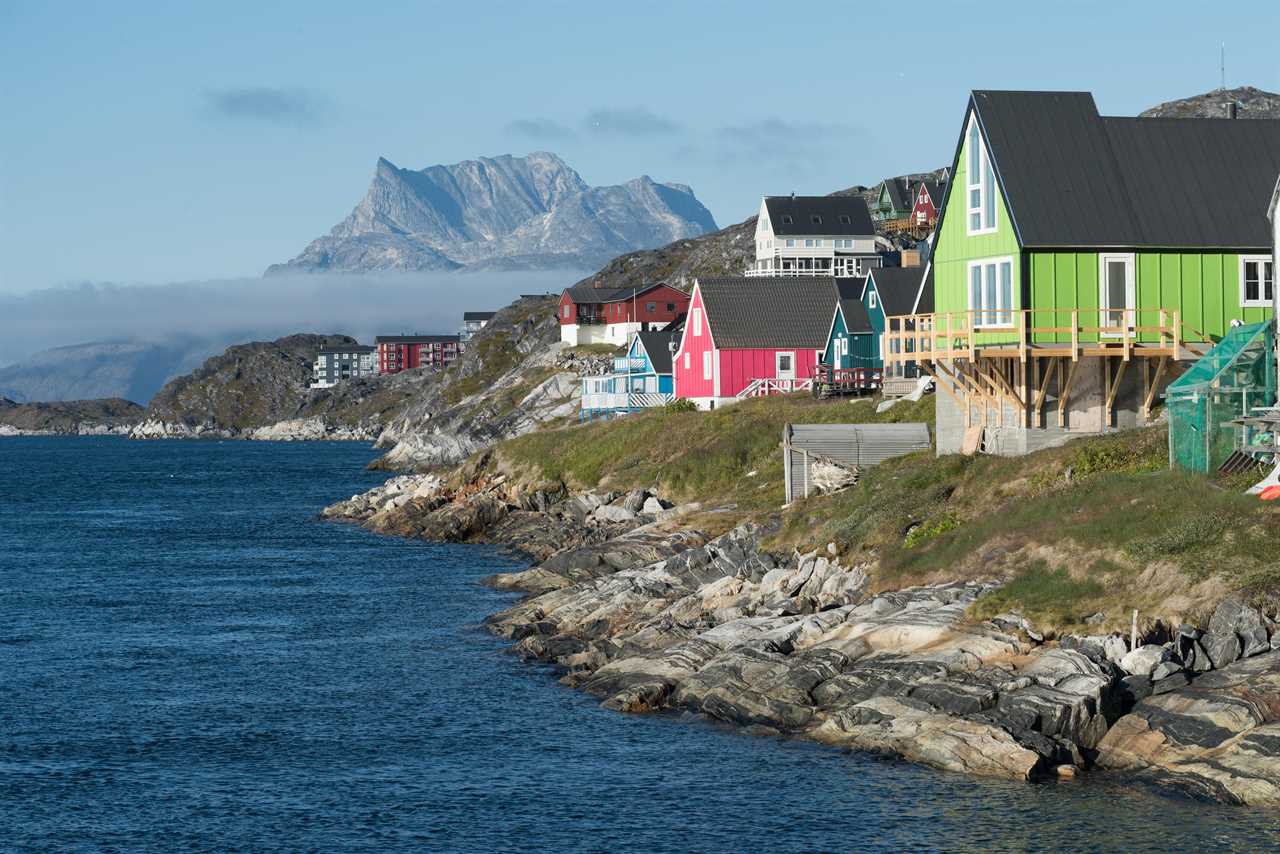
[
  {"left": 969, "top": 561, "right": 1106, "bottom": 626},
  {"left": 444, "top": 334, "right": 520, "bottom": 404}
]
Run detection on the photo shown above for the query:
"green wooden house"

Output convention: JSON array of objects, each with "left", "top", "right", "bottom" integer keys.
[
  {"left": 824, "top": 277, "right": 876, "bottom": 369},
  {"left": 882, "top": 90, "right": 1280, "bottom": 455},
  {"left": 864, "top": 265, "right": 932, "bottom": 377},
  {"left": 873, "top": 178, "right": 913, "bottom": 223}
]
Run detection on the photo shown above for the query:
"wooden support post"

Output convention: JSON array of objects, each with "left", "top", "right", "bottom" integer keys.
[
  {"left": 1142, "top": 356, "right": 1168, "bottom": 423},
  {"left": 1033, "top": 356, "right": 1055, "bottom": 428},
  {"left": 946, "top": 312, "right": 953, "bottom": 362},
  {"left": 1159, "top": 309, "right": 1168, "bottom": 354},
  {"left": 919, "top": 362, "right": 962, "bottom": 406},
  {"left": 1058, "top": 358, "right": 1080, "bottom": 427},
  {"left": 1105, "top": 357, "right": 1128, "bottom": 428},
  {"left": 1071, "top": 309, "right": 1079, "bottom": 361},
  {"left": 1018, "top": 310, "right": 1027, "bottom": 364},
  {"left": 1172, "top": 310, "right": 1181, "bottom": 358},
  {"left": 968, "top": 310, "right": 976, "bottom": 362}
]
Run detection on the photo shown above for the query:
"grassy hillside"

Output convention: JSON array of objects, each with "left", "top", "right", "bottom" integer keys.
[{"left": 494, "top": 393, "right": 1278, "bottom": 635}]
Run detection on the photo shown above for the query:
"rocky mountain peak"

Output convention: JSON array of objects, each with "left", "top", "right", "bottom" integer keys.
[
  {"left": 1140, "top": 85, "right": 1280, "bottom": 119},
  {"left": 267, "top": 152, "right": 716, "bottom": 276}
]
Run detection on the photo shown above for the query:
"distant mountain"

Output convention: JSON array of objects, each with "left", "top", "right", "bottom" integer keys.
[
  {"left": 0, "top": 397, "right": 144, "bottom": 435},
  {"left": 1141, "top": 86, "right": 1280, "bottom": 119},
  {"left": 0, "top": 340, "right": 215, "bottom": 405},
  {"left": 267, "top": 152, "right": 719, "bottom": 275}
]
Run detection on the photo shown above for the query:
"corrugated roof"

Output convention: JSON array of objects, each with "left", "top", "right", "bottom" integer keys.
[
  {"left": 635, "top": 330, "right": 678, "bottom": 374},
  {"left": 835, "top": 277, "right": 872, "bottom": 333},
  {"left": 763, "top": 196, "right": 874, "bottom": 236},
  {"left": 697, "top": 277, "right": 837, "bottom": 349},
  {"left": 868, "top": 267, "right": 927, "bottom": 317},
  {"left": 563, "top": 281, "right": 674, "bottom": 304},
  {"left": 971, "top": 89, "right": 1280, "bottom": 249}
]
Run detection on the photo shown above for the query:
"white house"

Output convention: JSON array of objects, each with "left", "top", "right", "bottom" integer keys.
[{"left": 746, "top": 195, "right": 880, "bottom": 277}]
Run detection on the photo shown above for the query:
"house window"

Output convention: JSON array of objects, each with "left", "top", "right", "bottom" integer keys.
[
  {"left": 666, "top": 302, "right": 675, "bottom": 311},
  {"left": 785, "top": 239, "right": 796, "bottom": 248},
  {"left": 869, "top": 290, "right": 877, "bottom": 310},
  {"left": 691, "top": 308, "right": 702, "bottom": 336},
  {"left": 684, "top": 352, "right": 690, "bottom": 370},
  {"left": 782, "top": 215, "right": 793, "bottom": 225},
  {"left": 968, "top": 257, "right": 1014, "bottom": 327},
  {"left": 702, "top": 351, "right": 712, "bottom": 380},
  {"left": 646, "top": 301, "right": 656, "bottom": 313},
  {"left": 839, "top": 215, "right": 851, "bottom": 225},
  {"left": 562, "top": 305, "right": 570, "bottom": 318},
  {"left": 966, "top": 117, "right": 996, "bottom": 234},
  {"left": 805, "top": 239, "right": 815, "bottom": 248},
  {"left": 1240, "top": 256, "right": 1275, "bottom": 307},
  {"left": 811, "top": 215, "right": 822, "bottom": 225}
]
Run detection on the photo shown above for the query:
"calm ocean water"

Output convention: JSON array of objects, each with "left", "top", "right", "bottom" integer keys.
[{"left": 2, "top": 437, "right": 1277, "bottom": 853}]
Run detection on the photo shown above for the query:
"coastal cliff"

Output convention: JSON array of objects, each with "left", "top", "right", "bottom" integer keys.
[
  {"left": 0, "top": 397, "right": 145, "bottom": 436},
  {"left": 320, "top": 399, "right": 1280, "bottom": 803}
]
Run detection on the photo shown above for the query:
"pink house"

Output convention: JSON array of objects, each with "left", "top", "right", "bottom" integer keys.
[{"left": 673, "top": 277, "right": 839, "bottom": 409}]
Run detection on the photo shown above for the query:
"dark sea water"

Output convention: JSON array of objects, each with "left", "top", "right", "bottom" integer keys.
[{"left": 2, "top": 437, "right": 1278, "bottom": 853}]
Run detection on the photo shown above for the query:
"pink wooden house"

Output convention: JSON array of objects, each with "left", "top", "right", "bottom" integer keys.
[{"left": 673, "top": 277, "right": 840, "bottom": 409}]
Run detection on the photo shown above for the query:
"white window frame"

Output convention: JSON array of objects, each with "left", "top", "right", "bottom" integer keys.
[
  {"left": 1239, "top": 255, "right": 1275, "bottom": 308},
  {"left": 775, "top": 351, "right": 795, "bottom": 379},
  {"left": 868, "top": 290, "right": 877, "bottom": 310},
  {"left": 967, "top": 256, "right": 1015, "bottom": 328},
  {"left": 1098, "top": 252, "right": 1136, "bottom": 334},
  {"left": 562, "top": 304, "right": 570, "bottom": 318},
  {"left": 702, "top": 351, "right": 712, "bottom": 380},
  {"left": 965, "top": 115, "right": 997, "bottom": 236},
  {"left": 691, "top": 307, "right": 702, "bottom": 336},
  {"left": 683, "top": 352, "right": 690, "bottom": 370}
]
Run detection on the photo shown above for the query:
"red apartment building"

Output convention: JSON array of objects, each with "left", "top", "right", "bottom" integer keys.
[{"left": 375, "top": 335, "right": 462, "bottom": 374}]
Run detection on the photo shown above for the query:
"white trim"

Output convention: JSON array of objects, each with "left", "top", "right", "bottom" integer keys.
[
  {"left": 775, "top": 351, "right": 796, "bottom": 380},
  {"left": 691, "top": 307, "right": 702, "bottom": 337},
  {"left": 965, "top": 115, "right": 997, "bottom": 236},
  {"left": 1098, "top": 252, "right": 1136, "bottom": 333},
  {"left": 1239, "top": 254, "right": 1275, "bottom": 308},
  {"left": 967, "top": 256, "right": 1015, "bottom": 329},
  {"left": 822, "top": 303, "right": 844, "bottom": 359},
  {"left": 713, "top": 348, "right": 721, "bottom": 397},
  {"left": 910, "top": 261, "right": 933, "bottom": 314},
  {"left": 702, "top": 350, "right": 712, "bottom": 381}
]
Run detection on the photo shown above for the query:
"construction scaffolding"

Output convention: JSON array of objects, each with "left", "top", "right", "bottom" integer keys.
[{"left": 1167, "top": 321, "right": 1276, "bottom": 474}]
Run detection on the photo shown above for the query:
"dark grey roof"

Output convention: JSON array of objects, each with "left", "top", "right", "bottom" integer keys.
[
  {"left": 881, "top": 178, "right": 911, "bottom": 211},
  {"left": 968, "top": 89, "right": 1280, "bottom": 249},
  {"left": 697, "top": 277, "right": 837, "bottom": 349},
  {"left": 564, "top": 281, "right": 672, "bottom": 304},
  {"left": 917, "top": 180, "right": 943, "bottom": 207},
  {"left": 763, "top": 196, "right": 874, "bottom": 236},
  {"left": 868, "top": 267, "right": 927, "bottom": 317},
  {"left": 915, "top": 265, "right": 935, "bottom": 313},
  {"left": 463, "top": 311, "right": 496, "bottom": 321},
  {"left": 635, "top": 331, "right": 678, "bottom": 374},
  {"left": 374, "top": 334, "right": 460, "bottom": 344},
  {"left": 318, "top": 344, "right": 375, "bottom": 354},
  {"left": 835, "top": 277, "right": 872, "bottom": 334}
]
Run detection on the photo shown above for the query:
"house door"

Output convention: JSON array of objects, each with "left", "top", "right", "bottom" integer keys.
[
  {"left": 775, "top": 351, "right": 796, "bottom": 380},
  {"left": 1099, "top": 253, "right": 1136, "bottom": 334}
]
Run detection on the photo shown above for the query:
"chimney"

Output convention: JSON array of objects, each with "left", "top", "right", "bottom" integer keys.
[
  {"left": 901, "top": 249, "right": 921, "bottom": 268},
  {"left": 1226, "top": 101, "right": 1239, "bottom": 119}
]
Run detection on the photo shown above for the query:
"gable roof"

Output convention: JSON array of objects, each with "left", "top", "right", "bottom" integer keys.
[
  {"left": 881, "top": 178, "right": 911, "bottom": 211},
  {"left": 968, "top": 89, "right": 1280, "bottom": 250},
  {"left": 463, "top": 311, "right": 496, "bottom": 321},
  {"left": 914, "top": 264, "right": 935, "bottom": 314},
  {"left": 696, "top": 277, "right": 837, "bottom": 348},
  {"left": 635, "top": 331, "right": 678, "bottom": 374},
  {"left": 563, "top": 281, "right": 677, "bottom": 304},
  {"left": 762, "top": 196, "right": 874, "bottom": 236},
  {"left": 868, "top": 267, "right": 928, "bottom": 317},
  {"left": 916, "top": 180, "right": 943, "bottom": 208},
  {"left": 835, "top": 277, "right": 872, "bottom": 334}
]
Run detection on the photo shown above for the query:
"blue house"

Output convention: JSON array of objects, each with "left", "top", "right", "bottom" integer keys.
[
  {"left": 580, "top": 331, "right": 677, "bottom": 420},
  {"left": 817, "top": 277, "right": 880, "bottom": 394}
]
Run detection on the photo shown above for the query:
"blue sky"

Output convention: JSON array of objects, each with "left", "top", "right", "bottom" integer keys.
[{"left": 2, "top": 0, "right": 1278, "bottom": 293}]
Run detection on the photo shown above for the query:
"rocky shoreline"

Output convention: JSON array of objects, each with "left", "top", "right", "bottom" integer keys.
[
  {"left": 128, "top": 416, "right": 379, "bottom": 442},
  {"left": 322, "top": 465, "right": 1280, "bottom": 805}
]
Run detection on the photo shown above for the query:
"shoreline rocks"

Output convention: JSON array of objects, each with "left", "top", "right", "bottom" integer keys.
[{"left": 323, "top": 466, "right": 1280, "bottom": 804}]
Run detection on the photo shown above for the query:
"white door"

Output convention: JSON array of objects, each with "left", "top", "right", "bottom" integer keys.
[
  {"left": 775, "top": 351, "right": 795, "bottom": 380},
  {"left": 1099, "top": 253, "right": 1136, "bottom": 334}
]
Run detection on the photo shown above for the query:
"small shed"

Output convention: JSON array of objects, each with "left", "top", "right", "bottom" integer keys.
[{"left": 783, "top": 422, "right": 932, "bottom": 503}]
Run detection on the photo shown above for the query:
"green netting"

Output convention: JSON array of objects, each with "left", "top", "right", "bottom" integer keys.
[{"left": 1168, "top": 321, "right": 1276, "bottom": 473}]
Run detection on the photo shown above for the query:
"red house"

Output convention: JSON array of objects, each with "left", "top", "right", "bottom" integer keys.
[
  {"left": 910, "top": 180, "right": 945, "bottom": 228},
  {"left": 673, "top": 277, "right": 838, "bottom": 409},
  {"left": 558, "top": 281, "right": 690, "bottom": 347},
  {"left": 375, "top": 334, "right": 462, "bottom": 374}
]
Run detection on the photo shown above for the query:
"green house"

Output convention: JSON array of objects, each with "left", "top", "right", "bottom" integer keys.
[
  {"left": 873, "top": 178, "right": 913, "bottom": 222},
  {"left": 884, "top": 90, "right": 1280, "bottom": 455},
  {"left": 824, "top": 277, "right": 876, "bottom": 370}
]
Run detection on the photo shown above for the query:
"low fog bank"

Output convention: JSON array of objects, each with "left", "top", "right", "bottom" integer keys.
[{"left": 0, "top": 270, "right": 580, "bottom": 403}]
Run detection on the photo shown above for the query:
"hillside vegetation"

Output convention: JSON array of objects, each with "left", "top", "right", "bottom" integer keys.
[{"left": 493, "top": 393, "right": 1277, "bottom": 636}]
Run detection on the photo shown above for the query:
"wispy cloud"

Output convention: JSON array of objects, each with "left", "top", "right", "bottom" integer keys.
[
  {"left": 584, "top": 107, "right": 681, "bottom": 136},
  {"left": 714, "top": 119, "right": 859, "bottom": 158},
  {"left": 506, "top": 117, "right": 577, "bottom": 141},
  {"left": 204, "top": 87, "right": 327, "bottom": 127}
]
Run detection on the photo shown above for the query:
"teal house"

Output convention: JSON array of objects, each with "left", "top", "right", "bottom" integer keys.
[
  {"left": 824, "top": 277, "right": 876, "bottom": 370},
  {"left": 864, "top": 265, "right": 932, "bottom": 376}
]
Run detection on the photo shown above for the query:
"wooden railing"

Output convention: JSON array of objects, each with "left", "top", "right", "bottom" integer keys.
[
  {"left": 882, "top": 308, "right": 1182, "bottom": 366},
  {"left": 737, "top": 377, "right": 815, "bottom": 398}
]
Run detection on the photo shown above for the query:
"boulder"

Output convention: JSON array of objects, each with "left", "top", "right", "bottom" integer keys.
[
  {"left": 1200, "top": 631, "right": 1242, "bottom": 670},
  {"left": 1209, "top": 598, "right": 1271, "bottom": 658},
  {"left": 1119, "top": 644, "right": 1172, "bottom": 677},
  {"left": 593, "top": 505, "right": 638, "bottom": 524},
  {"left": 642, "top": 496, "right": 671, "bottom": 514},
  {"left": 620, "top": 490, "right": 649, "bottom": 513},
  {"left": 1150, "top": 660, "right": 1185, "bottom": 682}
]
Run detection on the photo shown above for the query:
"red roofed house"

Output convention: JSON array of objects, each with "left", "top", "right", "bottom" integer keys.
[
  {"left": 673, "top": 277, "right": 839, "bottom": 409},
  {"left": 558, "top": 281, "right": 691, "bottom": 347}
]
